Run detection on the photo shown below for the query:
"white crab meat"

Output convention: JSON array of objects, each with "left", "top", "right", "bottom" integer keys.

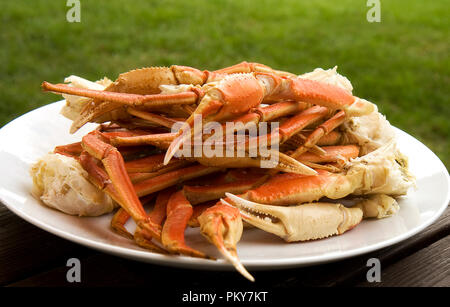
[
  {"left": 30, "top": 153, "right": 116, "bottom": 216},
  {"left": 343, "top": 140, "right": 415, "bottom": 196},
  {"left": 60, "top": 75, "right": 112, "bottom": 121},
  {"left": 299, "top": 66, "right": 354, "bottom": 94},
  {"left": 355, "top": 194, "right": 399, "bottom": 219},
  {"left": 342, "top": 111, "right": 399, "bottom": 155}
]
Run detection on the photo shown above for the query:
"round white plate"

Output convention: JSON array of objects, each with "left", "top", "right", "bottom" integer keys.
[{"left": 0, "top": 101, "right": 449, "bottom": 271}]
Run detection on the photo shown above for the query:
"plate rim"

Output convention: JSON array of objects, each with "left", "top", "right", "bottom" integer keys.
[{"left": 0, "top": 101, "right": 449, "bottom": 270}]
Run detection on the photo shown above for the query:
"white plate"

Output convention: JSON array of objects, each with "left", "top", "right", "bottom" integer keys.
[{"left": 0, "top": 101, "right": 449, "bottom": 272}]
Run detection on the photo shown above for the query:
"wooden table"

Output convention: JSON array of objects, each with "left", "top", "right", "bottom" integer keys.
[{"left": 1, "top": 203, "right": 448, "bottom": 288}]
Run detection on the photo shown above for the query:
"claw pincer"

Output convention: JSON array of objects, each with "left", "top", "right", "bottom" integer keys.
[
  {"left": 198, "top": 202, "right": 254, "bottom": 282},
  {"left": 224, "top": 193, "right": 362, "bottom": 242}
]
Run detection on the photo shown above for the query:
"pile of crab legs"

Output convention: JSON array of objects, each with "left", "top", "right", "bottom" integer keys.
[{"left": 42, "top": 62, "right": 380, "bottom": 281}]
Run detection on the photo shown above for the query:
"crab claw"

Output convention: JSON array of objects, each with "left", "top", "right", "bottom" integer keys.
[
  {"left": 164, "top": 73, "right": 267, "bottom": 165},
  {"left": 224, "top": 193, "right": 363, "bottom": 242},
  {"left": 197, "top": 202, "right": 254, "bottom": 282}
]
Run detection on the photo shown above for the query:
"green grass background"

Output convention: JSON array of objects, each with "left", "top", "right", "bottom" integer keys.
[{"left": 1, "top": 0, "right": 449, "bottom": 167}]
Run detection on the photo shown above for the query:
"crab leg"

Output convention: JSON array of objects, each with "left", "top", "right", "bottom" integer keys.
[
  {"left": 286, "top": 130, "right": 342, "bottom": 148},
  {"left": 223, "top": 193, "right": 363, "bottom": 242},
  {"left": 126, "top": 108, "right": 179, "bottom": 129},
  {"left": 301, "top": 161, "right": 342, "bottom": 172},
  {"left": 111, "top": 132, "right": 177, "bottom": 147},
  {"left": 149, "top": 189, "right": 174, "bottom": 227},
  {"left": 81, "top": 131, "right": 163, "bottom": 240},
  {"left": 314, "top": 130, "right": 342, "bottom": 146},
  {"left": 183, "top": 176, "right": 262, "bottom": 205},
  {"left": 161, "top": 190, "right": 209, "bottom": 258},
  {"left": 250, "top": 100, "right": 309, "bottom": 122},
  {"left": 111, "top": 187, "right": 175, "bottom": 243},
  {"left": 135, "top": 187, "right": 176, "bottom": 245},
  {"left": 259, "top": 73, "right": 376, "bottom": 116},
  {"left": 78, "top": 151, "right": 122, "bottom": 202},
  {"left": 133, "top": 164, "right": 222, "bottom": 197},
  {"left": 128, "top": 160, "right": 191, "bottom": 183},
  {"left": 111, "top": 207, "right": 134, "bottom": 239},
  {"left": 194, "top": 151, "right": 316, "bottom": 175},
  {"left": 295, "top": 145, "right": 359, "bottom": 163},
  {"left": 42, "top": 82, "right": 199, "bottom": 133},
  {"left": 239, "top": 105, "right": 330, "bottom": 151},
  {"left": 275, "top": 106, "right": 330, "bottom": 143},
  {"left": 210, "top": 61, "right": 296, "bottom": 79},
  {"left": 54, "top": 142, "right": 83, "bottom": 158},
  {"left": 166, "top": 61, "right": 295, "bottom": 85},
  {"left": 182, "top": 168, "right": 261, "bottom": 186},
  {"left": 110, "top": 191, "right": 160, "bottom": 240},
  {"left": 79, "top": 150, "right": 165, "bottom": 251},
  {"left": 198, "top": 202, "right": 254, "bottom": 281},
  {"left": 42, "top": 81, "right": 198, "bottom": 107},
  {"left": 291, "top": 110, "right": 347, "bottom": 158},
  {"left": 124, "top": 153, "right": 187, "bottom": 173},
  {"left": 101, "top": 129, "right": 151, "bottom": 139},
  {"left": 255, "top": 104, "right": 329, "bottom": 155}
]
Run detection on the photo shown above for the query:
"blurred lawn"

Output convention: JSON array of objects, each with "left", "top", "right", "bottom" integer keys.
[{"left": 1, "top": 0, "right": 449, "bottom": 167}]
